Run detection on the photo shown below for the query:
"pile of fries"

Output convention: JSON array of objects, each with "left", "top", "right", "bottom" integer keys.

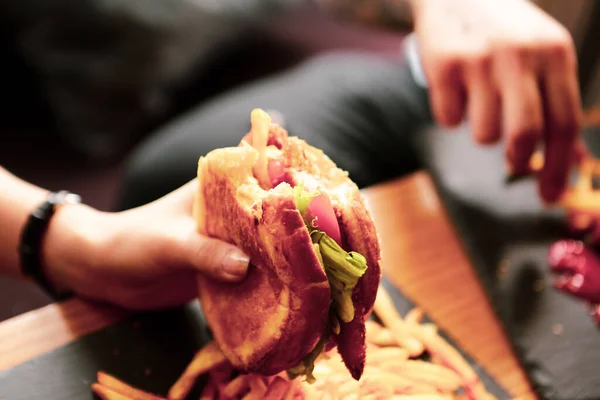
[{"left": 91, "top": 286, "right": 497, "bottom": 400}]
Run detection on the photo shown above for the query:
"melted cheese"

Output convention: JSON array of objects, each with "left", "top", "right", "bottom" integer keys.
[
  {"left": 250, "top": 108, "right": 271, "bottom": 188},
  {"left": 194, "top": 157, "right": 207, "bottom": 234}
]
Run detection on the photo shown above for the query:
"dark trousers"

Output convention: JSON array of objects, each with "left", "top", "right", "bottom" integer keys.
[{"left": 117, "top": 52, "right": 432, "bottom": 210}]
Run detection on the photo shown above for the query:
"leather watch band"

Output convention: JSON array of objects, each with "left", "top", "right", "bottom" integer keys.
[{"left": 19, "top": 190, "right": 81, "bottom": 300}]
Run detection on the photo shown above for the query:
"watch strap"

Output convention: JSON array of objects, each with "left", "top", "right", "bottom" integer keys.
[{"left": 19, "top": 190, "right": 81, "bottom": 300}]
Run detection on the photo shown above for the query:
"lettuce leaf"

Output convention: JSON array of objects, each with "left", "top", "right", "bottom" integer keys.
[{"left": 288, "top": 184, "right": 368, "bottom": 383}]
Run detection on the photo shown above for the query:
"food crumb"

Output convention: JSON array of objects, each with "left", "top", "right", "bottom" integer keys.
[
  {"left": 533, "top": 279, "right": 545, "bottom": 293},
  {"left": 144, "top": 368, "right": 152, "bottom": 376},
  {"left": 552, "top": 324, "right": 564, "bottom": 336}
]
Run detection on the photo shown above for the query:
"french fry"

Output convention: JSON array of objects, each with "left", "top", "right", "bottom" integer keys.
[
  {"left": 337, "top": 380, "right": 360, "bottom": 397},
  {"left": 358, "top": 376, "right": 394, "bottom": 398},
  {"left": 379, "top": 360, "right": 409, "bottom": 371},
  {"left": 396, "top": 360, "right": 462, "bottom": 392},
  {"left": 284, "top": 379, "right": 306, "bottom": 400},
  {"left": 409, "top": 324, "right": 496, "bottom": 399},
  {"left": 248, "top": 375, "right": 268, "bottom": 396},
  {"left": 370, "top": 327, "right": 398, "bottom": 347},
  {"left": 91, "top": 285, "right": 499, "bottom": 400},
  {"left": 401, "top": 383, "right": 440, "bottom": 395},
  {"left": 300, "top": 381, "right": 322, "bottom": 400},
  {"left": 366, "top": 347, "right": 409, "bottom": 365},
  {"left": 373, "top": 286, "right": 495, "bottom": 399},
  {"left": 263, "top": 376, "right": 291, "bottom": 399},
  {"left": 241, "top": 390, "right": 263, "bottom": 400},
  {"left": 405, "top": 360, "right": 462, "bottom": 384},
  {"left": 167, "top": 341, "right": 227, "bottom": 400},
  {"left": 363, "top": 367, "right": 435, "bottom": 394},
  {"left": 410, "top": 327, "right": 477, "bottom": 385},
  {"left": 373, "top": 286, "right": 425, "bottom": 356},
  {"left": 390, "top": 395, "right": 455, "bottom": 400},
  {"left": 464, "top": 381, "right": 497, "bottom": 400},
  {"left": 199, "top": 382, "right": 217, "bottom": 400},
  {"left": 209, "top": 361, "right": 234, "bottom": 385},
  {"left": 96, "top": 372, "right": 166, "bottom": 400},
  {"left": 405, "top": 308, "right": 425, "bottom": 325},
  {"left": 320, "top": 354, "right": 348, "bottom": 373},
  {"left": 420, "top": 323, "right": 438, "bottom": 337},
  {"left": 92, "top": 383, "right": 136, "bottom": 400},
  {"left": 429, "top": 354, "right": 444, "bottom": 365},
  {"left": 366, "top": 320, "right": 384, "bottom": 336},
  {"left": 221, "top": 374, "right": 251, "bottom": 398}
]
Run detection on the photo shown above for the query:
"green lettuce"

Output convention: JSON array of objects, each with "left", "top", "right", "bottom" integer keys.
[{"left": 287, "top": 185, "right": 368, "bottom": 383}]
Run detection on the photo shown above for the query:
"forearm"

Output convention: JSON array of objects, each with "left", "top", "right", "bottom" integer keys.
[
  {"left": 0, "top": 167, "right": 49, "bottom": 277},
  {"left": 317, "top": 0, "right": 415, "bottom": 31}
]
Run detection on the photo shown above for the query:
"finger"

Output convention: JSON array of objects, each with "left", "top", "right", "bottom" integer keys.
[
  {"left": 465, "top": 56, "right": 502, "bottom": 145},
  {"left": 161, "top": 219, "right": 249, "bottom": 281},
  {"left": 553, "top": 274, "right": 583, "bottom": 298},
  {"left": 553, "top": 273, "right": 600, "bottom": 304},
  {"left": 547, "top": 239, "right": 584, "bottom": 273},
  {"left": 593, "top": 306, "right": 600, "bottom": 325},
  {"left": 553, "top": 274, "right": 572, "bottom": 292},
  {"left": 539, "top": 59, "right": 582, "bottom": 202},
  {"left": 572, "top": 139, "right": 588, "bottom": 165},
  {"left": 500, "top": 65, "right": 544, "bottom": 176},
  {"left": 428, "top": 60, "right": 467, "bottom": 127}
]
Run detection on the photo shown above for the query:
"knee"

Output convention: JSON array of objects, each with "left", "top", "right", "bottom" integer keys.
[
  {"left": 298, "top": 52, "right": 388, "bottom": 75},
  {"left": 296, "top": 52, "right": 430, "bottom": 117}
]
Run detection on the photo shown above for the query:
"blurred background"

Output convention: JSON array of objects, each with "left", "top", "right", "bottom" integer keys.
[{"left": 0, "top": 0, "right": 598, "bottom": 322}]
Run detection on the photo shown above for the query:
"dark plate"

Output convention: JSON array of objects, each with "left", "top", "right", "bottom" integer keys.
[
  {"left": 0, "top": 276, "right": 508, "bottom": 400},
  {"left": 413, "top": 125, "right": 600, "bottom": 400}
]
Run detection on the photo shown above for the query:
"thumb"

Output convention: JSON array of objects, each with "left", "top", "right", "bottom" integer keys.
[{"left": 166, "top": 219, "right": 250, "bottom": 281}]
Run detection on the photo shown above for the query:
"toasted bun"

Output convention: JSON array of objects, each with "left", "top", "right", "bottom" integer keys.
[
  {"left": 266, "top": 129, "right": 382, "bottom": 380},
  {"left": 194, "top": 110, "right": 382, "bottom": 379},
  {"left": 194, "top": 144, "right": 330, "bottom": 375}
]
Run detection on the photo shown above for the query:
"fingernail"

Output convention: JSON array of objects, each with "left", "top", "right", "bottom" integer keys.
[{"left": 221, "top": 249, "right": 249, "bottom": 279}]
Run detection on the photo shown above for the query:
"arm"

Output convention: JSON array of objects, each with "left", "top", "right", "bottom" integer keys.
[
  {"left": 0, "top": 167, "right": 106, "bottom": 292},
  {"left": 401, "top": 0, "right": 581, "bottom": 203},
  {"left": 0, "top": 166, "right": 249, "bottom": 310},
  {"left": 0, "top": 167, "right": 51, "bottom": 277}
]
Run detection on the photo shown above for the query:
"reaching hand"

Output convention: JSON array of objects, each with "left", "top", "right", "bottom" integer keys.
[
  {"left": 42, "top": 180, "right": 249, "bottom": 310},
  {"left": 413, "top": 0, "right": 582, "bottom": 202},
  {"left": 548, "top": 239, "right": 600, "bottom": 305}
]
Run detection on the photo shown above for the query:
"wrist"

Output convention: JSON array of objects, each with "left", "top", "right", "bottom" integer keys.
[
  {"left": 407, "top": 0, "right": 424, "bottom": 19},
  {"left": 41, "top": 202, "right": 107, "bottom": 295}
]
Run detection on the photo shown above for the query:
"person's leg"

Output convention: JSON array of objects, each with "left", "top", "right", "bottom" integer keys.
[{"left": 116, "top": 52, "right": 432, "bottom": 211}]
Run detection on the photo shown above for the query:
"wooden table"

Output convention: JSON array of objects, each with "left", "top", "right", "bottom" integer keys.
[{"left": 0, "top": 171, "right": 536, "bottom": 399}]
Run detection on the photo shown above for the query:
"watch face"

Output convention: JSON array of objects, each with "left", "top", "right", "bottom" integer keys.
[
  {"left": 51, "top": 191, "right": 81, "bottom": 206},
  {"left": 62, "top": 193, "right": 82, "bottom": 205}
]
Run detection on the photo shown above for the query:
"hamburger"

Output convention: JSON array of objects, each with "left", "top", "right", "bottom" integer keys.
[{"left": 193, "top": 109, "right": 382, "bottom": 382}]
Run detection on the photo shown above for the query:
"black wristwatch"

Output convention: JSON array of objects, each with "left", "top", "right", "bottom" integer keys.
[{"left": 19, "top": 190, "right": 82, "bottom": 300}]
